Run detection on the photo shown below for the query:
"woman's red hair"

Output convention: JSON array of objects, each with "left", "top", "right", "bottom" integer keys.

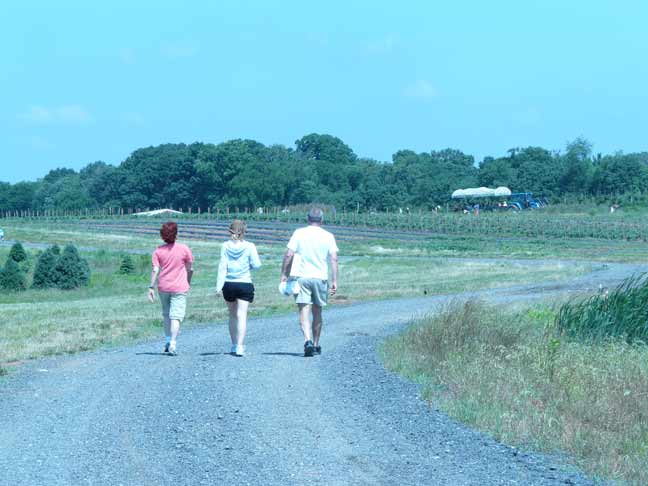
[{"left": 160, "top": 222, "right": 178, "bottom": 244}]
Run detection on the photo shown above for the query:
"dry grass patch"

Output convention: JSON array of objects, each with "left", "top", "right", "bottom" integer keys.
[{"left": 382, "top": 301, "right": 648, "bottom": 484}]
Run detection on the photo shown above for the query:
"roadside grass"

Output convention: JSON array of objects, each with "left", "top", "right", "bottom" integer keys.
[
  {"left": 0, "top": 239, "right": 587, "bottom": 364},
  {"left": 382, "top": 301, "right": 648, "bottom": 485}
]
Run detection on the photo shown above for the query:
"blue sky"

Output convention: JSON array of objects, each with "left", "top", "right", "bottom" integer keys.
[{"left": 2, "top": 0, "right": 647, "bottom": 183}]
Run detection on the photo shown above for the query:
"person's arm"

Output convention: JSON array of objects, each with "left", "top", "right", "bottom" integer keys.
[
  {"left": 329, "top": 251, "right": 338, "bottom": 295},
  {"left": 148, "top": 266, "right": 160, "bottom": 303},
  {"left": 249, "top": 244, "right": 262, "bottom": 270},
  {"left": 185, "top": 247, "right": 195, "bottom": 287},
  {"left": 280, "top": 249, "right": 294, "bottom": 282},
  {"left": 216, "top": 244, "right": 227, "bottom": 293}
]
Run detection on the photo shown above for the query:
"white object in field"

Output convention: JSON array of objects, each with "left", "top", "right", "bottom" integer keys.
[
  {"left": 0, "top": 228, "right": 4, "bottom": 240},
  {"left": 493, "top": 186, "right": 512, "bottom": 197},
  {"left": 132, "top": 208, "right": 184, "bottom": 216},
  {"left": 451, "top": 186, "right": 511, "bottom": 199},
  {"left": 278, "top": 279, "right": 301, "bottom": 296}
]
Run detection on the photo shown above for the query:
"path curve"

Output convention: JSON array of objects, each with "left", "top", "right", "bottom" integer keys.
[{"left": 1, "top": 261, "right": 644, "bottom": 486}]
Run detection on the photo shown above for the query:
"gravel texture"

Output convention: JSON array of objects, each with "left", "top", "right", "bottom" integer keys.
[{"left": 1, "top": 261, "right": 643, "bottom": 486}]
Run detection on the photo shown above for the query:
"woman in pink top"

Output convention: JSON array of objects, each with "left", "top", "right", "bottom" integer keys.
[{"left": 148, "top": 221, "right": 194, "bottom": 356}]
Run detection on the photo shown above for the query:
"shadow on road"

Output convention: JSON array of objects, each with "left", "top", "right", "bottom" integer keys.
[{"left": 262, "top": 352, "right": 303, "bottom": 357}]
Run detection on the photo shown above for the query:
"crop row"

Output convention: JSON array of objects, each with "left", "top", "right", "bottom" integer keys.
[{"left": 4, "top": 209, "right": 648, "bottom": 241}]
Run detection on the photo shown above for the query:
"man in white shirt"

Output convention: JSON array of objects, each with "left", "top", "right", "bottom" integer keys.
[{"left": 280, "top": 207, "right": 339, "bottom": 357}]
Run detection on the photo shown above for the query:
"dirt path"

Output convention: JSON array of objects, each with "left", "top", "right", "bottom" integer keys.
[{"left": 0, "top": 261, "right": 641, "bottom": 485}]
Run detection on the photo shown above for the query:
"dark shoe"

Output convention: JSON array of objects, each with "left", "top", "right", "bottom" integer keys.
[
  {"left": 163, "top": 342, "right": 170, "bottom": 354},
  {"left": 314, "top": 345, "right": 322, "bottom": 355},
  {"left": 304, "top": 340, "right": 315, "bottom": 357}
]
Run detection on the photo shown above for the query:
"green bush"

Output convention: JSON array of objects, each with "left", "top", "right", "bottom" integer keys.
[
  {"left": 8, "top": 242, "right": 27, "bottom": 262},
  {"left": 0, "top": 258, "right": 27, "bottom": 291},
  {"left": 556, "top": 273, "right": 648, "bottom": 343},
  {"left": 118, "top": 254, "right": 135, "bottom": 275},
  {"left": 32, "top": 247, "right": 60, "bottom": 289},
  {"left": 53, "top": 244, "right": 90, "bottom": 290}
]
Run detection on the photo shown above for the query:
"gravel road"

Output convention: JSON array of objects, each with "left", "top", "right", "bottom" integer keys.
[{"left": 1, "top": 261, "right": 643, "bottom": 486}]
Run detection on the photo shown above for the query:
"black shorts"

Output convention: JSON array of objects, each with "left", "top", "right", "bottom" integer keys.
[{"left": 222, "top": 282, "right": 255, "bottom": 303}]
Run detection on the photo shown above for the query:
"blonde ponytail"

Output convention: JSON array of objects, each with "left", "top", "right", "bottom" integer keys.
[{"left": 229, "top": 220, "right": 246, "bottom": 241}]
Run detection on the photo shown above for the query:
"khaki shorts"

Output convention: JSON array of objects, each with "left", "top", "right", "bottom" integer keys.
[
  {"left": 159, "top": 291, "right": 187, "bottom": 321},
  {"left": 295, "top": 278, "right": 328, "bottom": 306}
]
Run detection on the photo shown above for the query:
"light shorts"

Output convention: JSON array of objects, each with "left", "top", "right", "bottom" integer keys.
[
  {"left": 295, "top": 278, "right": 328, "bottom": 306},
  {"left": 159, "top": 291, "right": 187, "bottom": 321}
]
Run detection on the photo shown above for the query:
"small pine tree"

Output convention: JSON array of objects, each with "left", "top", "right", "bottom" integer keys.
[
  {"left": 53, "top": 244, "right": 90, "bottom": 290},
  {"left": 51, "top": 244, "right": 61, "bottom": 256},
  {"left": 32, "top": 247, "right": 59, "bottom": 289},
  {"left": 8, "top": 242, "right": 27, "bottom": 262},
  {"left": 118, "top": 254, "right": 136, "bottom": 275},
  {"left": 0, "top": 258, "right": 27, "bottom": 291}
]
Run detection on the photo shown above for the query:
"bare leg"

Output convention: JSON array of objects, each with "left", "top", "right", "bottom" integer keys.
[
  {"left": 170, "top": 319, "right": 180, "bottom": 344},
  {"left": 299, "top": 303, "right": 312, "bottom": 342},
  {"left": 235, "top": 299, "right": 249, "bottom": 346},
  {"left": 226, "top": 300, "right": 238, "bottom": 344},
  {"left": 312, "top": 305, "right": 323, "bottom": 346}
]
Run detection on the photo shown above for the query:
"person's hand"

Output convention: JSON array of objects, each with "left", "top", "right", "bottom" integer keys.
[
  {"left": 147, "top": 288, "right": 155, "bottom": 303},
  {"left": 215, "top": 288, "right": 222, "bottom": 296},
  {"left": 280, "top": 274, "right": 288, "bottom": 283},
  {"left": 329, "top": 281, "right": 337, "bottom": 296}
]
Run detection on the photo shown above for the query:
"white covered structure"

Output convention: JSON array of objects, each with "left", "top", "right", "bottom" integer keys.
[
  {"left": 451, "top": 186, "right": 512, "bottom": 199},
  {"left": 133, "top": 209, "right": 184, "bottom": 217}
]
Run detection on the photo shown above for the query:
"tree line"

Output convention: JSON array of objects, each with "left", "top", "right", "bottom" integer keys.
[{"left": 2, "top": 134, "right": 647, "bottom": 213}]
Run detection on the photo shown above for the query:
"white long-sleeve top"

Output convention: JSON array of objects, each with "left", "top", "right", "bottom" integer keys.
[{"left": 216, "top": 240, "right": 262, "bottom": 292}]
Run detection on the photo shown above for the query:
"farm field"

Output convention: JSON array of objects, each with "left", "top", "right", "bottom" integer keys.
[
  {"left": 8, "top": 204, "right": 648, "bottom": 240},
  {"left": 0, "top": 218, "right": 590, "bottom": 365},
  {"left": 5, "top": 214, "right": 648, "bottom": 261}
]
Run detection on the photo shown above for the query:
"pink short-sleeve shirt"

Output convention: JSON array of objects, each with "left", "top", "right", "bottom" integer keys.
[{"left": 152, "top": 242, "right": 194, "bottom": 293}]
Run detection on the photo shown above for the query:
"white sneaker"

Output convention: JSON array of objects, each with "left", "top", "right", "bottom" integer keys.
[{"left": 234, "top": 345, "right": 245, "bottom": 357}]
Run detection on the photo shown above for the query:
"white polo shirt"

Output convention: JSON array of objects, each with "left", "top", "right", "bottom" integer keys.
[{"left": 287, "top": 225, "right": 338, "bottom": 280}]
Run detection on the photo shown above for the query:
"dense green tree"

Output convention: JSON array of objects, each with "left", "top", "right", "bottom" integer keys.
[
  {"left": 4, "top": 134, "right": 648, "bottom": 212},
  {"left": 559, "top": 138, "right": 594, "bottom": 195},
  {"left": 478, "top": 157, "right": 517, "bottom": 188},
  {"left": 8, "top": 242, "right": 27, "bottom": 262},
  {"left": 0, "top": 181, "right": 38, "bottom": 212},
  {"left": 117, "top": 144, "right": 199, "bottom": 209},
  {"left": 591, "top": 152, "right": 648, "bottom": 196},
  {"left": 32, "top": 175, "right": 93, "bottom": 211},
  {"left": 32, "top": 247, "right": 60, "bottom": 289},
  {"left": 118, "top": 254, "right": 135, "bottom": 275},
  {"left": 53, "top": 244, "right": 90, "bottom": 290},
  {"left": 0, "top": 258, "right": 27, "bottom": 291}
]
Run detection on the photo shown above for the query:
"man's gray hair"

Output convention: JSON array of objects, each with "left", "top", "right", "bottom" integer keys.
[{"left": 307, "top": 207, "right": 324, "bottom": 223}]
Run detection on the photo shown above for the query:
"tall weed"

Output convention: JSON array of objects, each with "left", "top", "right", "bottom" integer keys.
[{"left": 556, "top": 273, "right": 648, "bottom": 342}]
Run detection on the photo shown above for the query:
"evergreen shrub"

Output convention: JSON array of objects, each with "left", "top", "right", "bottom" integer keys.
[
  {"left": 54, "top": 244, "right": 90, "bottom": 290},
  {"left": 0, "top": 258, "right": 27, "bottom": 291},
  {"left": 32, "top": 247, "right": 59, "bottom": 289},
  {"left": 118, "top": 254, "right": 135, "bottom": 275}
]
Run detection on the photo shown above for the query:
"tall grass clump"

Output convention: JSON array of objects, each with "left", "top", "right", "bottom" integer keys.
[
  {"left": 556, "top": 273, "right": 648, "bottom": 342},
  {"left": 382, "top": 300, "right": 648, "bottom": 484}
]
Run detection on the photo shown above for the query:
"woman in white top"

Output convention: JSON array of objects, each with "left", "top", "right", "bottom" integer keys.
[{"left": 216, "top": 220, "right": 261, "bottom": 356}]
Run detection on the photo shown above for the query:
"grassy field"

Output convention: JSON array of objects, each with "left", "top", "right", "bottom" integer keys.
[
  {"left": 6, "top": 218, "right": 648, "bottom": 262},
  {"left": 382, "top": 301, "right": 648, "bottom": 485},
  {"left": 0, "top": 221, "right": 588, "bottom": 366}
]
